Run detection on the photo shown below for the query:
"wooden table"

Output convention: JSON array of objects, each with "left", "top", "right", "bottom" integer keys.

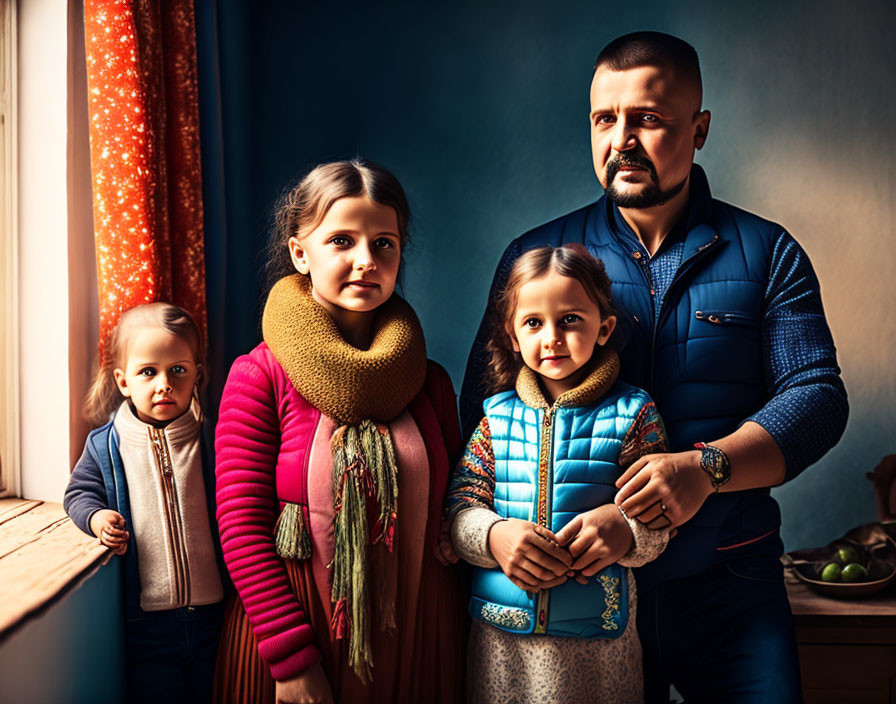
[{"left": 787, "top": 576, "right": 896, "bottom": 703}]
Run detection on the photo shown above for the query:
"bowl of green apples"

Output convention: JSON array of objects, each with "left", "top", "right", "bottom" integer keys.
[{"left": 783, "top": 523, "right": 896, "bottom": 598}]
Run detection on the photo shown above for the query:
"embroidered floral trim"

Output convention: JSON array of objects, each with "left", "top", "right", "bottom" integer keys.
[
  {"left": 480, "top": 603, "right": 532, "bottom": 631},
  {"left": 444, "top": 418, "right": 495, "bottom": 522},
  {"left": 599, "top": 575, "right": 621, "bottom": 631}
]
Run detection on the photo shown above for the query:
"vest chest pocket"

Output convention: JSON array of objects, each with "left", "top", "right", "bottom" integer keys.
[
  {"left": 695, "top": 310, "right": 760, "bottom": 327},
  {"left": 685, "top": 309, "right": 763, "bottom": 384}
]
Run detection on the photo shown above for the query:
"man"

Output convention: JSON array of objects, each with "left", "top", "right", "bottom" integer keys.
[{"left": 461, "top": 31, "right": 847, "bottom": 703}]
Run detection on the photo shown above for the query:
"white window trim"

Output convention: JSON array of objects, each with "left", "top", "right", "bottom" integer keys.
[
  {"left": 18, "top": 0, "right": 71, "bottom": 502},
  {"left": 0, "top": 0, "right": 20, "bottom": 498}
]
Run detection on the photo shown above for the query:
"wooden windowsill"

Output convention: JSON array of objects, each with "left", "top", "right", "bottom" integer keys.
[{"left": 0, "top": 498, "right": 111, "bottom": 643}]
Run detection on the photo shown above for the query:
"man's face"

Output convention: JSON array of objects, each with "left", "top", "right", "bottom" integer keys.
[{"left": 589, "top": 64, "right": 710, "bottom": 209}]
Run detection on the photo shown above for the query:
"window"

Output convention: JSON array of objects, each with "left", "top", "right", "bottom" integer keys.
[{"left": 0, "top": 0, "right": 19, "bottom": 497}]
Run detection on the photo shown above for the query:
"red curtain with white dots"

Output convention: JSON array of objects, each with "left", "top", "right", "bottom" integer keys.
[{"left": 83, "top": 0, "right": 207, "bottom": 360}]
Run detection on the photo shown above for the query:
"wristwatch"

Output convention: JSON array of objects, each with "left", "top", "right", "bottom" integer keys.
[{"left": 693, "top": 442, "right": 731, "bottom": 491}]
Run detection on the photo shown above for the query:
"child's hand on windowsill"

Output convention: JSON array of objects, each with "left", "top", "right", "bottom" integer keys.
[{"left": 89, "top": 509, "right": 129, "bottom": 555}]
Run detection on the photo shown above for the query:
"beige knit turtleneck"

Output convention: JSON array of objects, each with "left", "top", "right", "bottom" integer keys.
[{"left": 114, "top": 401, "right": 223, "bottom": 611}]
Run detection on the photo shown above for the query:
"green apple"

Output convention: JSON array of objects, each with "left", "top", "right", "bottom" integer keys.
[
  {"left": 837, "top": 546, "right": 860, "bottom": 565},
  {"left": 840, "top": 563, "right": 869, "bottom": 583},
  {"left": 820, "top": 563, "right": 842, "bottom": 582}
]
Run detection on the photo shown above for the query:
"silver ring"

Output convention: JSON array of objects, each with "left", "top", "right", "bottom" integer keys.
[{"left": 660, "top": 503, "right": 668, "bottom": 513}]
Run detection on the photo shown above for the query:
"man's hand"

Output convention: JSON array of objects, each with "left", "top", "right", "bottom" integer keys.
[
  {"left": 275, "top": 663, "right": 334, "bottom": 704},
  {"left": 488, "top": 518, "right": 572, "bottom": 592},
  {"left": 89, "top": 509, "right": 129, "bottom": 555},
  {"left": 554, "top": 504, "right": 633, "bottom": 584},
  {"left": 614, "top": 451, "right": 714, "bottom": 529}
]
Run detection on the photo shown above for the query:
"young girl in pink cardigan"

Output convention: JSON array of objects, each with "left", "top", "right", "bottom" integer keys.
[{"left": 214, "top": 160, "right": 465, "bottom": 704}]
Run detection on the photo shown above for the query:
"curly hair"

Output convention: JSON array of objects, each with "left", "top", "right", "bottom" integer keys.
[{"left": 485, "top": 244, "right": 615, "bottom": 395}]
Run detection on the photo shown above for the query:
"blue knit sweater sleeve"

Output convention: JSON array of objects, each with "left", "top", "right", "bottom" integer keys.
[
  {"left": 460, "top": 238, "right": 522, "bottom": 438},
  {"left": 63, "top": 440, "right": 110, "bottom": 537},
  {"left": 745, "top": 231, "right": 848, "bottom": 480}
]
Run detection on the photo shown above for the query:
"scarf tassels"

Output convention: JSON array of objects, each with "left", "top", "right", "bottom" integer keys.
[
  {"left": 273, "top": 503, "right": 312, "bottom": 560},
  {"left": 328, "top": 420, "right": 400, "bottom": 683}
]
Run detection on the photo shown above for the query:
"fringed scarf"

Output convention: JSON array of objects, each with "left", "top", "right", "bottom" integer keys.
[{"left": 262, "top": 274, "right": 427, "bottom": 682}]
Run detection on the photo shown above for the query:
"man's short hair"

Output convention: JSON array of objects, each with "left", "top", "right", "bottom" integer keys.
[{"left": 594, "top": 31, "right": 702, "bottom": 99}]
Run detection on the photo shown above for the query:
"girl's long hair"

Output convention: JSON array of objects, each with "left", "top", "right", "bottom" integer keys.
[
  {"left": 485, "top": 244, "right": 616, "bottom": 395},
  {"left": 264, "top": 158, "right": 411, "bottom": 296},
  {"left": 83, "top": 303, "right": 205, "bottom": 427}
]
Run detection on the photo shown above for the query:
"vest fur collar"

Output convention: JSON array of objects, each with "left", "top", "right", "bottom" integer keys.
[{"left": 515, "top": 345, "right": 620, "bottom": 409}]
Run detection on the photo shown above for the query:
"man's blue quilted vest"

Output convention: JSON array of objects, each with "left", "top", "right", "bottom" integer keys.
[
  {"left": 516, "top": 165, "right": 782, "bottom": 589},
  {"left": 470, "top": 381, "right": 649, "bottom": 638}
]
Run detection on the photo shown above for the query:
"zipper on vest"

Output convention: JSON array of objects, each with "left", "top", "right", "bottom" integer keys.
[
  {"left": 534, "top": 406, "right": 555, "bottom": 635},
  {"left": 695, "top": 310, "right": 755, "bottom": 325},
  {"left": 536, "top": 407, "right": 555, "bottom": 528},
  {"left": 648, "top": 236, "right": 722, "bottom": 391},
  {"left": 625, "top": 247, "right": 659, "bottom": 392},
  {"left": 149, "top": 427, "right": 191, "bottom": 606}
]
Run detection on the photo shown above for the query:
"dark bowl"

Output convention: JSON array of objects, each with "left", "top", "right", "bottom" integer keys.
[{"left": 782, "top": 522, "right": 896, "bottom": 599}]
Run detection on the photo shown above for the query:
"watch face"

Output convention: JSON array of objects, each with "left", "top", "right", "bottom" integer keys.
[{"left": 700, "top": 445, "right": 730, "bottom": 486}]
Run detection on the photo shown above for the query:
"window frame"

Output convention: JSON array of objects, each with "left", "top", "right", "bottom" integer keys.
[{"left": 0, "top": 0, "right": 20, "bottom": 498}]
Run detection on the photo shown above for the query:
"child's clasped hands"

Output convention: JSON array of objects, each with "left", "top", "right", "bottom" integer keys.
[{"left": 488, "top": 505, "right": 634, "bottom": 591}]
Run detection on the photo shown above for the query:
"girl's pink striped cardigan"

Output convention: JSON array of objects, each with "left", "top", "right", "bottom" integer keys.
[{"left": 215, "top": 342, "right": 462, "bottom": 681}]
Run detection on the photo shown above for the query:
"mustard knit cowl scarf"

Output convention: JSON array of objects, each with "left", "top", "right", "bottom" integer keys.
[{"left": 262, "top": 274, "right": 427, "bottom": 682}]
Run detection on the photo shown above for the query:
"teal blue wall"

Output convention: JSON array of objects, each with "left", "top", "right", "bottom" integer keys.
[
  {"left": 0, "top": 563, "right": 124, "bottom": 703},
  {"left": 212, "top": 0, "right": 896, "bottom": 552}
]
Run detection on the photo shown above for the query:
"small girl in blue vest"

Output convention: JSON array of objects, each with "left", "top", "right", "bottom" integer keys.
[
  {"left": 445, "top": 244, "right": 670, "bottom": 704},
  {"left": 63, "top": 303, "right": 225, "bottom": 704}
]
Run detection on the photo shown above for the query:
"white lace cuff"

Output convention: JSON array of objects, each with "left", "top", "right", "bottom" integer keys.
[
  {"left": 617, "top": 505, "right": 670, "bottom": 568},
  {"left": 450, "top": 507, "right": 503, "bottom": 568}
]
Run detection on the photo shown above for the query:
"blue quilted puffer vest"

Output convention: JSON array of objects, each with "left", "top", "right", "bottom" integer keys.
[
  {"left": 470, "top": 380, "right": 650, "bottom": 638},
  {"left": 516, "top": 165, "right": 783, "bottom": 590}
]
